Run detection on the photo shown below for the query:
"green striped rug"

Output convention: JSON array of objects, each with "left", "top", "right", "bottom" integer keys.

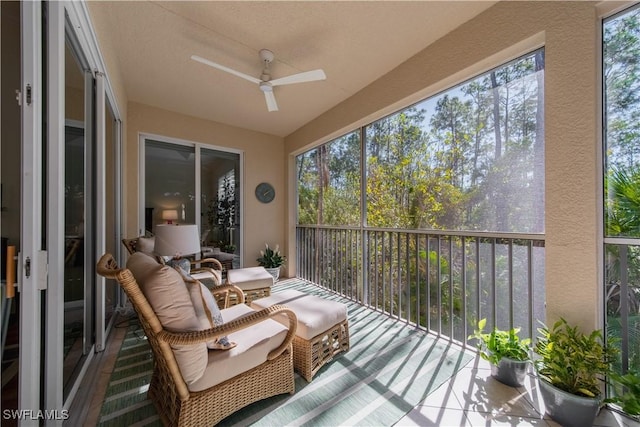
[
  {"left": 98, "top": 279, "right": 472, "bottom": 426},
  {"left": 98, "top": 326, "right": 159, "bottom": 427}
]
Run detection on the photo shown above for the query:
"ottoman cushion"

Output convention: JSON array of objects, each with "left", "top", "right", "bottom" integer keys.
[
  {"left": 227, "top": 266, "right": 273, "bottom": 291},
  {"left": 251, "top": 289, "right": 347, "bottom": 340}
]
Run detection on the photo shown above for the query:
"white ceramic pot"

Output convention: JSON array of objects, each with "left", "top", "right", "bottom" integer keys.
[{"left": 264, "top": 267, "right": 280, "bottom": 282}]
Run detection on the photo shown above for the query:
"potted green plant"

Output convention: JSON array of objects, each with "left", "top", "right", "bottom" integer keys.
[
  {"left": 257, "top": 243, "right": 285, "bottom": 281},
  {"left": 534, "top": 318, "right": 618, "bottom": 427},
  {"left": 608, "top": 370, "right": 640, "bottom": 419},
  {"left": 468, "top": 318, "right": 531, "bottom": 387}
]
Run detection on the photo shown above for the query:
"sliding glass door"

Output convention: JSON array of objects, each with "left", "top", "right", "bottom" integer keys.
[
  {"left": 3, "top": 1, "right": 124, "bottom": 415},
  {"left": 101, "top": 96, "right": 121, "bottom": 340},
  {"left": 141, "top": 137, "right": 242, "bottom": 265}
]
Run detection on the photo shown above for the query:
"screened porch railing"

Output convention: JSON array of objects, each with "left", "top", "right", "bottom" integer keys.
[
  {"left": 604, "top": 240, "right": 640, "bottom": 376},
  {"left": 296, "top": 225, "right": 546, "bottom": 346}
]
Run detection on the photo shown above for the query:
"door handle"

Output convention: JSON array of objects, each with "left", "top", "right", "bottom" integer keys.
[
  {"left": 6, "top": 246, "right": 15, "bottom": 298},
  {"left": 25, "top": 256, "right": 31, "bottom": 278}
]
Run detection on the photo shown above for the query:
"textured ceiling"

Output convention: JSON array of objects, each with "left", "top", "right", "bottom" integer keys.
[{"left": 87, "top": 1, "right": 497, "bottom": 137}]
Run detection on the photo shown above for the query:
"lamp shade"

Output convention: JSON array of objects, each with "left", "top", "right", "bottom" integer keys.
[
  {"left": 162, "top": 209, "right": 179, "bottom": 224},
  {"left": 154, "top": 224, "right": 200, "bottom": 258}
]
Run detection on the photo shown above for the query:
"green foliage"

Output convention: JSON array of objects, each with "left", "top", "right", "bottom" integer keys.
[
  {"left": 213, "top": 240, "right": 235, "bottom": 254},
  {"left": 603, "top": 9, "right": 640, "bottom": 398},
  {"left": 297, "top": 49, "right": 545, "bottom": 234},
  {"left": 608, "top": 370, "right": 640, "bottom": 416},
  {"left": 296, "top": 132, "right": 361, "bottom": 226},
  {"left": 604, "top": 167, "right": 640, "bottom": 317},
  {"left": 604, "top": 8, "right": 640, "bottom": 171},
  {"left": 256, "top": 244, "right": 286, "bottom": 268},
  {"left": 607, "top": 315, "right": 640, "bottom": 374},
  {"left": 534, "top": 318, "right": 618, "bottom": 398},
  {"left": 217, "top": 175, "right": 235, "bottom": 229},
  {"left": 468, "top": 318, "right": 531, "bottom": 365},
  {"left": 206, "top": 174, "right": 236, "bottom": 251},
  {"left": 605, "top": 167, "right": 640, "bottom": 238}
]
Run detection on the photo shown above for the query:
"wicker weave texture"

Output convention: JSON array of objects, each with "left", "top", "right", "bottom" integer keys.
[
  {"left": 293, "top": 319, "right": 350, "bottom": 382},
  {"left": 151, "top": 347, "right": 294, "bottom": 426},
  {"left": 96, "top": 253, "right": 296, "bottom": 427},
  {"left": 243, "top": 287, "right": 271, "bottom": 304}
]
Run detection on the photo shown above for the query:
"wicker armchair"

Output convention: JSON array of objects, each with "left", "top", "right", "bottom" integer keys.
[
  {"left": 122, "top": 237, "right": 224, "bottom": 287},
  {"left": 96, "top": 253, "right": 297, "bottom": 426}
]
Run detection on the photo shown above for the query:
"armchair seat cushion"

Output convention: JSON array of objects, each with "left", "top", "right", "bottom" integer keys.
[{"left": 188, "top": 304, "right": 289, "bottom": 392}]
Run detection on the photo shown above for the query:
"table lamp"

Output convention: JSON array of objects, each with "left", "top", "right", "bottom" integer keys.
[
  {"left": 154, "top": 224, "right": 200, "bottom": 259},
  {"left": 162, "top": 209, "right": 179, "bottom": 224}
]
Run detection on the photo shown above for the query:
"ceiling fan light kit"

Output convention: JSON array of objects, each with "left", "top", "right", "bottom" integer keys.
[{"left": 191, "top": 48, "right": 326, "bottom": 112}]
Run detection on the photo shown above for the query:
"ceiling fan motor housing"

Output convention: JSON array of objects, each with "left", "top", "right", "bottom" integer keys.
[
  {"left": 259, "top": 49, "right": 275, "bottom": 63},
  {"left": 259, "top": 82, "right": 273, "bottom": 92}
]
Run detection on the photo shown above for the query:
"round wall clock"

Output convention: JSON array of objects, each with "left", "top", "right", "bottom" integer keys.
[{"left": 255, "top": 182, "right": 275, "bottom": 203}]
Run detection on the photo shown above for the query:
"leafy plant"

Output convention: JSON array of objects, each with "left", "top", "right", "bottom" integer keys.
[
  {"left": 256, "top": 244, "right": 286, "bottom": 268},
  {"left": 608, "top": 370, "right": 640, "bottom": 416},
  {"left": 468, "top": 318, "right": 531, "bottom": 365},
  {"left": 534, "top": 318, "right": 618, "bottom": 398}
]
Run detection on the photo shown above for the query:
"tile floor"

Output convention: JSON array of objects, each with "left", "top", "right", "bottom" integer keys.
[
  {"left": 396, "top": 355, "right": 640, "bottom": 427},
  {"left": 72, "top": 310, "right": 640, "bottom": 427}
]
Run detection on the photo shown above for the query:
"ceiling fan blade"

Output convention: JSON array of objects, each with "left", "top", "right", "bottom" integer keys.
[
  {"left": 191, "top": 55, "right": 261, "bottom": 85},
  {"left": 264, "top": 91, "right": 279, "bottom": 112},
  {"left": 270, "top": 69, "right": 326, "bottom": 86}
]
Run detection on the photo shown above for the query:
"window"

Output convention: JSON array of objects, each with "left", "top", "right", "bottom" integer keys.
[
  {"left": 603, "top": 4, "right": 640, "bottom": 380},
  {"left": 298, "top": 49, "right": 545, "bottom": 234},
  {"left": 296, "top": 131, "right": 361, "bottom": 226},
  {"left": 296, "top": 51, "right": 546, "bottom": 340}
]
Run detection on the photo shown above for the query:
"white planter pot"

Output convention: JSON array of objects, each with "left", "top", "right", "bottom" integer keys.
[{"left": 264, "top": 267, "right": 280, "bottom": 282}]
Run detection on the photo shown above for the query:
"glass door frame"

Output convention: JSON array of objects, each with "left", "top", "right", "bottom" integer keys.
[
  {"left": 95, "top": 72, "right": 124, "bottom": 353},
  {"left": 20, "top": 0, "right": 46, "bottom": 415}
]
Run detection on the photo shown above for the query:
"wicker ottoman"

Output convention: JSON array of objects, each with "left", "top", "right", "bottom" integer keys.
[
  {"left": 251, "top": 289, "right": 349, "bottom": 381},
  {"left": 227, "top": 266, "right": 273, "bottom": 303}
]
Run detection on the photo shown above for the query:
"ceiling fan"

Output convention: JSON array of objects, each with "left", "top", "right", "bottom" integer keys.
[{"left": 191, "top": 49, "right": 326, "bottom": 112}]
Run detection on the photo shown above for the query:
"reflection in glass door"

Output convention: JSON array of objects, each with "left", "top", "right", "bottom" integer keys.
[
  {"left": 201, "top": 148, "right": 240, "bottom": 264},
  {"left": 144, "top": 140, "right": 196, "bottom": 232},
  {"left": 142, "top": 138, "right": 242, "bottom": 266},
  {"left": 63, "top": 33, "right": 94, "bottom": 399},
  {"left": 103, "top": 98, "right": 119, "bottom": 330},
  {"left": 63, "top": 125, "right": 86, "bottom": 396}
]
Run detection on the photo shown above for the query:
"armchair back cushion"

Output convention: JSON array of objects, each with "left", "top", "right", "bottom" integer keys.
[
  {"left": 137, "top": 235, "right": 155, "bottom": 254},
  {"left": 187, "top": 280, "right": 233, "bottom": 350},
  {"left": 126, "top": 252, "right": 207, "bottom": 384}
]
